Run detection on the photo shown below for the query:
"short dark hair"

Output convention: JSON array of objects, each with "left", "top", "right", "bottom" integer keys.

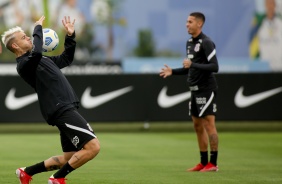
[{"left": 190, "top": 12, "right": 205, "bottom": 24}]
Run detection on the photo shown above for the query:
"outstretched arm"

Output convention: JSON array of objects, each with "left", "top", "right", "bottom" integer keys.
[
  {"left": 18, "top": 16, "right": 45, "bottom": 73},
  {"left": 160, "top": 64, "right": 173, "bottom": 78},
  {"left": 49, "top": 16, "right": 76, "bottom": 68},
  {"left": 160, "top": 62, "right": 189, "bottom": 78}
]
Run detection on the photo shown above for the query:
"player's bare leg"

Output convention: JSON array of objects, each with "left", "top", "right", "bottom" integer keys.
[
  {"left": 187, "top": 116, "right": 209, "bottom": 171},
  {"left": 200, "top": 115, "right": 219, "bottom": 172},
  {"left": 192, "top": 116, "right": 209, "bottom": 152},
  {"left": 48, "top": 138, "right": 100, "bottom": 183},
  {"left": 68, "top": 138, "right": 100, "bottom": 168},
  {"left": 44, "top": 152, "right": 76, "bottom": 171},
  {"left": 202, "top": 115, "right": 218, "bottom": 151}
]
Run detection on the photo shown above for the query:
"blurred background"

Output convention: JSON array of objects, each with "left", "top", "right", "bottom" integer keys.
[
  {"left": 1, "top": 2, "right": 281, "bottom": 183},
  {"left": 0, "top": 0, "right": 281, "bottom": 124},
  {"left": 0, "top": 0, "right": 281, "bottom": 70}
]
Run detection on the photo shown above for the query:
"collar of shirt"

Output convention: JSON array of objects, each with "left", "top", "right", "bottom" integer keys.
[{"left": 192, "top": 32, "right": 204, "bottom": 42}]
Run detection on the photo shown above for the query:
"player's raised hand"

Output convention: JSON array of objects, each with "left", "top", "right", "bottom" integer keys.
[
  {"left": 160, "top": 64, "right": 172, "bottom": 78},
  {"left": 62, "top": 16, "right": 76, "bottom": 36},
  {"left": 35, "top": 15, "right": 45, "bottom": 26}
]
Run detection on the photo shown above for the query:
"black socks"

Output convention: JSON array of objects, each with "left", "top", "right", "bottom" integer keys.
[
  {"left": 24, "top": 161, "right": 47, "bottom": 176},
  {"left": 210, "top": 151, "right": 218, "bottom": 166},
  {"left": 200, "top": 151, "right": 208, "bottom": 166},
  {"left": 200, "top": 151, "right": 218, "bottom": 166},
  {"left": 53, "top": 162, "right": 75, "bottom": 178},
  {"left": 24, "top": 161, "right": 75, "bottom": 178}
]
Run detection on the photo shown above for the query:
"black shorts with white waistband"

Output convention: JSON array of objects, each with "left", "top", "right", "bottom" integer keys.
[
  {"left": 189, "top": 90, "right": 217, "bottom": 118},
  {"left": 53, "top": 108, "right": 97, "bottom": 152}
]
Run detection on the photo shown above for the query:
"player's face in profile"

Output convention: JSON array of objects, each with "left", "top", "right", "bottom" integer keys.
[
  {"left": 13, "top": 32, "right": 33, "bottom": 52},
  {"left": 186, "top": 15, "right": 203, "bottom": 37},
  {"left": 186, "top": 16, "right": 198, "bottom": 35}
]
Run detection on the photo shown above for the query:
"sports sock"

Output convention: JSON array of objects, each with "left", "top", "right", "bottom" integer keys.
[
  {"left": 200, "top": 151, "right": 208, "bottom": 166},
  {"left": 53, "top": 162, "right": 75, "bottom": 178},
  {"left": 24, "top": 161, "right": 47, "bottom": 176},
  {"left": 210, "top": 151, "right": 218, "bottom": 166}
]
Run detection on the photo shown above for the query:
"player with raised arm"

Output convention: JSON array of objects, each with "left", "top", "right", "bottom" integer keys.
[
  {"left": 2, "top": 16, "right": 100, "bottom": 184},
  {"left": 160, "top": 12, "right": 219, "bottom": 172}
]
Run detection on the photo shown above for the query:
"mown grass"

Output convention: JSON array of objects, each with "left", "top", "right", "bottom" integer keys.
[
  {"left": 0, "top": 130, "right": 282, "bottom": 183},
  {"left": 1, "top": 121, "right": 282, "bottom": 133}
]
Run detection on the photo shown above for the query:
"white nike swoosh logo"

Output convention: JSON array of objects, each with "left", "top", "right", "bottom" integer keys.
[
  {"left": 157, "top": 86, "right": 191, "bottom": 108},
  {"left": 81, "top": 86, "right": 134, "bottom": 109},
  {"left": 5, "top": 88, "right": 38, "bottom": 110},
  {"left": 234, "top": 86, "right": 282, "bottom": 108}
]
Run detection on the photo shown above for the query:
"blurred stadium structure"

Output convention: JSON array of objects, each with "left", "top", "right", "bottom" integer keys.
[
  {"left": 0, "top": 0, "right": 281, "bottom": 122},
  {"left": 0, "top": 0, "right": 281, "bottom": 72}
]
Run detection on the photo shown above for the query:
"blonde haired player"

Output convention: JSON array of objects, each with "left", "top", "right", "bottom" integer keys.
[{"left": 2, "top": 16, "right": 100, "bottom": 184}]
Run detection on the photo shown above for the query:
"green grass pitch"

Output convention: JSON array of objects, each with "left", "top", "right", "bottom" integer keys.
[{"left": 1, "top": 131, "right": 282, "bottom": 184}]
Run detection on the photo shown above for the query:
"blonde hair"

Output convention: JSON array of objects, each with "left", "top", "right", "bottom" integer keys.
[{"left": 1, "top": 26, "right": 24, "bottom": 48}]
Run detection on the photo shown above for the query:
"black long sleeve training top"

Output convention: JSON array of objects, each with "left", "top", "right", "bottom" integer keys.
[
  {"left": 172, "top": 32, "right": 219, "bottom": 92},
  {"left": 16, "top": 25, "right": 79, "bottom": 125}
]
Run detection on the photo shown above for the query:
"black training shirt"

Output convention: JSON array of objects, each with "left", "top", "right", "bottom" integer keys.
[
  {"left": 16, "top": 25, "right": 79, "bottom": 125},
  {"left": 172, "top": 32, "right": 219, "bottom": 91}
]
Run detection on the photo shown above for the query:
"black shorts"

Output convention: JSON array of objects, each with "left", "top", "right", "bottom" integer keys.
[
  {"left": 189, "top": 90, "right": 217, "bottom": 117},
  {"left": 53, "top": 108, "right": 97, "bottom": 152}
]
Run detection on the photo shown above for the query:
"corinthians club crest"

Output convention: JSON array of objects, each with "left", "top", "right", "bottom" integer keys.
[
  {"left": 72, "top": 136, "right": 80, "bottom": 148},
  {"left": 194, "top": 43, "right": 200, "bottom": 52}
]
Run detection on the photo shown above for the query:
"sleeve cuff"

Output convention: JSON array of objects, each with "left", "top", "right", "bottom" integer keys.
[{"left": 67, "top": 31, "right": 76, "bottom": 39}]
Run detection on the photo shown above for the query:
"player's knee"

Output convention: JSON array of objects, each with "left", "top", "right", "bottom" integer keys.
[
  {"left": 193, "top": 122, "right": 204, "bottom": 132},
  {"left": 85, "top": 138, "right": 100, "bottom": 160},
  {"left": 91, "top": 139, "right": 100, "bottom": 155},
  {"left": 203, "top": 122, "right": 216, "bottom": 134}
]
